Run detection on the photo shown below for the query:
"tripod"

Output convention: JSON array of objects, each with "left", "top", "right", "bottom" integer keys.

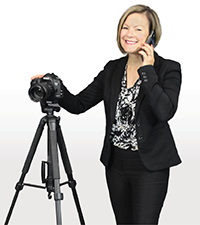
[{"left": 5, "top": 105, "right": 85, "bottom": 225}]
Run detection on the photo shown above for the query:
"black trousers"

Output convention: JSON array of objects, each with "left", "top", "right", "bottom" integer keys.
[{"left": 106, "top": 146, "right": 169, "bottom": 225}]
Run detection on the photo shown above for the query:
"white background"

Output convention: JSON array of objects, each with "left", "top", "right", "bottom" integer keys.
[{"left": 0, "top": 0, "right": 199, "bottom": 224}]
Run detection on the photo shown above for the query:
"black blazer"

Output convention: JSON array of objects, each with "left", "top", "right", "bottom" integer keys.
[{"left": 59, "top": 52, "right": 182, "bottom": 171}]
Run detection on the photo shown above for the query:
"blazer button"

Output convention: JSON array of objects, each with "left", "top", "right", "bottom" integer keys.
[
  {"left": 136, "top": 121, "right": 140, "bottom": 127},
  {"left": 138, "top": 135, "right": 143, "bottom": 140}
]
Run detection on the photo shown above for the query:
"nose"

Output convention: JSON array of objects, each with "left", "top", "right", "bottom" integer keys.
[{"left": 126, "top": 28, "right": 135, "bottom": 38}]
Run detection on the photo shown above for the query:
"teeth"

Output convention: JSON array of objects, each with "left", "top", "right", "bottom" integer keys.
[{"left": 126, "top": 41, "right": 136, "bottom": 44}]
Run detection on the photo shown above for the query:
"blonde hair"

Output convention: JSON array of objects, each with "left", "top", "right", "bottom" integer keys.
[{"left": 117, "top": 5, "right": 162, "bottom": 54}]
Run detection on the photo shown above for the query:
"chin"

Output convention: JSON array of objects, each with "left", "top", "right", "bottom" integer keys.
[
  {"left": 123, "top": 46, "right": 140, "bottom": 54},
  {"left": 125, "top": 49, "right": 140, "bottom": 55}
]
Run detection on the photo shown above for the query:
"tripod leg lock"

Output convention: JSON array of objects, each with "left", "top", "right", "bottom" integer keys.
[
  {"left": 68, "top": 180, "right": 77, "bottom": 189},
  {"left": 15, "top": 182, "right": 24, "bottom": 191},
  {"left": 54, "top": 193, "right": 64, "bottom": 201}
]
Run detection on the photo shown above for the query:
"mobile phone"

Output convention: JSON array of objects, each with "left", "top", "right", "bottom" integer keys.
[
  {"left": 140, "top": 31, "right": 156, "bottom": 61},
  {"left": 146, "top": 30, "right": 156, "bottom": 47}
]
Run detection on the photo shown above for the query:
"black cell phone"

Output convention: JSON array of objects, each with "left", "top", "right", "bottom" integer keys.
[
  {"left": 146, "top": 30, "right": 156, "bottom": 47},
  {"left": 140, "top": 31, "right": 156, "bottom": 61}
]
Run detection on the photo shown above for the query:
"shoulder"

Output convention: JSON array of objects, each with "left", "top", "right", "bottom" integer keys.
[
  {"left": 154, "top": 52, "right": 182, "bottom": 85},
  {"left": 154, "top": 52, "right": 181, "bottom": 72},
  {"left": 104, "top": 56, "right": 128, "bottom": 70}
]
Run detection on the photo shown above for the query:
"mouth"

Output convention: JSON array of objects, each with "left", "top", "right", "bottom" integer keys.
[{"left": 125, "top": 40, "right": 137, "bottom": 45}]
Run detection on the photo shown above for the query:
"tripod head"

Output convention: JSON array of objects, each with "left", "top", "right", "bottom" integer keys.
[{"left": 40, "top": 101, "right": 61, "bottom": 115}]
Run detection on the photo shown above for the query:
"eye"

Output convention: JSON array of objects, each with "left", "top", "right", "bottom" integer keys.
[
  {"left": 136, "top": 28, "right": 142, "bottom": 31},
  {"left": 122, "top": 26, "right": 128, "bottom": 30}
]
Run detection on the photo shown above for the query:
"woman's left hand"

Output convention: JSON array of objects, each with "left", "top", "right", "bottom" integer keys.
[{"left": 138, "top": 43, "right": 155, "bottom": 66}]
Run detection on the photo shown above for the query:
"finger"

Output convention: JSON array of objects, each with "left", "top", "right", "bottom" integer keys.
[
  {"left": 31, "top": 74, "right": 44, "bottom": 80},
  {"left": 144, "top": 42, "right": 153, "bottom": 49},
  {"left": 149, "top": 43, "right": 154, "bottom": 53},
  {"left": 138, "top": 49, "right": 147, "bottom": 58},
  {"left": 141, "top": 43, "right": 153, "bottom": 56},
  {"left": 148, "top": 44, "right": 154, "bottom": 57}
]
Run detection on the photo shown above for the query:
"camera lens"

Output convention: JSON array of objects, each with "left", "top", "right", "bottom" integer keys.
[
  {"left": 29, "top": 85, "right": 45, "bottom": 102},
  {"left": 33, "top": 86, "right": 44, "bottom": 98}
]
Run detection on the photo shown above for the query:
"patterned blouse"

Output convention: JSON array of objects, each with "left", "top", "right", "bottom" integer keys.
[{"left": 111, "top": 64, "right": 142, "bottom": 151}]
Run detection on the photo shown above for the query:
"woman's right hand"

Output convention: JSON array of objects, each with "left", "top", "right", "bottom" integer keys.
[{"left": 31, "top": 74, "right": 44, "bottom": 80}]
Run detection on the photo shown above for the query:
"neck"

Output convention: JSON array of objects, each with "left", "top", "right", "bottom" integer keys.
[{"left": 127, "top": 53, "right": 143, "bottom": 69}]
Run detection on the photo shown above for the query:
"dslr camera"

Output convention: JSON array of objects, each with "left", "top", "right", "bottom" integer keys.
[{"left": 28, "top": 73, "right": 63, "bottom": 105}]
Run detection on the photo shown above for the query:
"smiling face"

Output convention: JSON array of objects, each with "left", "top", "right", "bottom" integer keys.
[{"left": 120, "top": 13, "right": 150, "bottom": 54}]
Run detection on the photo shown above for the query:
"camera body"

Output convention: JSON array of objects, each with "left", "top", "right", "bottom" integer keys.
[{"left": 29, "top": 73, "right": 63, "bottom": 104}]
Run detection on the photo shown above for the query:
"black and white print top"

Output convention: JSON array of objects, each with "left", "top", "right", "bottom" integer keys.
[{"left": 111, "top": 64, "right": 142, "bottom": 151}]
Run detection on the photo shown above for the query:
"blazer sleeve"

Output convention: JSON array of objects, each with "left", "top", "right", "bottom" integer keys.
[
  {"left": 137, "top": 60, "right": 182, "bottom": 122},
  {"left": 58, "top": 66, "right": 106, "bottom": 114}
]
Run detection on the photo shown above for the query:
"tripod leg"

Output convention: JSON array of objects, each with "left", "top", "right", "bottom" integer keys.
[
  {"left": 5, "top": 117, "right": 47, "bottom": 225},
  {"left": 48, "top": 116, "right": 63, "bottom": 225},
  {"left": 57, "top": 122, "right": 85, "bottom": 225}
]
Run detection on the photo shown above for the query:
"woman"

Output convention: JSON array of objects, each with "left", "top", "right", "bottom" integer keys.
[{"left": 32, "top": 4, "right": 182, "bottom": 224}]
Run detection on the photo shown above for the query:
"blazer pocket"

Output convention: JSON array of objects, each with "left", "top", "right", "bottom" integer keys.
[{"left": 147, "top": 123, "right": 176, "bottom": 151}]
